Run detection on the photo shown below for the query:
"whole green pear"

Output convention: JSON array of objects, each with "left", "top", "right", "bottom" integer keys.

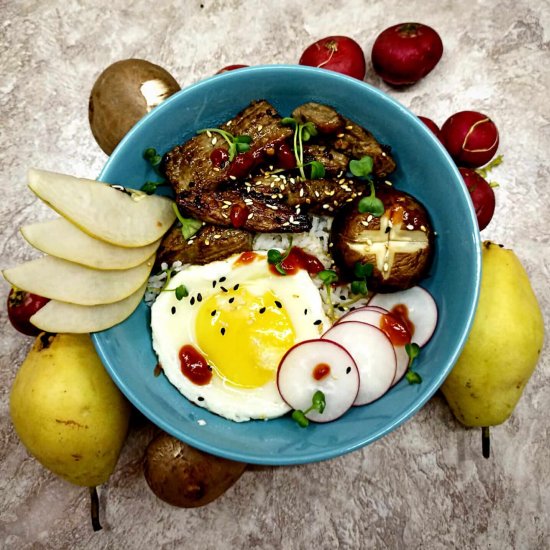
[
  {"left": 10, "top": 332, "right": 131, "bottom": 486},
  {"left": 442, "top": 241, "right": 544, "bottom": 427}
]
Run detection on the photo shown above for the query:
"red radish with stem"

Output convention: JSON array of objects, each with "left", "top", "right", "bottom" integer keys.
[
  {"left": 369, "top": 286, "right": 438, "bottom": 348},
  {"left": 440, "top": 111, "right": 499, "bottom": 168},
  {"left": 458, "top": 168, "right": 496, "bottom": 230},
  {"left": 322, "top": 321, "right": 396, "bottom": 405},
  {"left": 418, "top": 116, "right": 441, "bottom": 139},
  {"left": 371, "top": 23, "right": 443, "bottom": 86},
  {"left": 299, "top": 36, "right": 366, "bottom": 80},
  {"left": 277, "top": 339, "right": 359, "bottom": 423},
  {"left": 7, "top": 288, "right": 49, "bottom": 336}
]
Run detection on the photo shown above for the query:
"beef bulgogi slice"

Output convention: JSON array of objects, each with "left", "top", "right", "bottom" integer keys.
[
  {"left": 155, "top": 224, "right": 253, "bottom": 269},
  {"left": 177, "top": 188, "right": 311, "bottom": 233},
  {"left": 302, "top": 144, "right": 350, "bottom": 175},
  {"left": 163, "top": 100, "right": 292, "bottom": 196},
  {"left": 292, "top": 102, "right": 345, "bottom": 134},
  {"left": 333, "top": 117, "right": 396, "bottom": 178},
  {"left": 245, "top": 174, "right": 368, "bottom": 215}
]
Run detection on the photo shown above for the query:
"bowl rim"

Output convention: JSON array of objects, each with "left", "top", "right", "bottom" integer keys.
[{"left": 92, "top": 64, "right": 481, "bottom": 465}]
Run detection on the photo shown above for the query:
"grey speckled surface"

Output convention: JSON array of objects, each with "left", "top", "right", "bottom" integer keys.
[{"left": 1, "top": 1, "right": 549, "bottom": 548}]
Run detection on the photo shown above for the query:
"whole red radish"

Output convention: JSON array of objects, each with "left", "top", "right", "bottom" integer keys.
[
  {"left": 418, "top": 116, "right": 441, "bottom": 139},
  {"left": 7, "top": 288, "right": 49, "bottom": 336},
  {"left": 371, "top": 23, "right": 443, "bottom": 86},
  {"left": 440, "top": 111, "right": 499, "bottom": 168},
  {"left": 299, "top": 36, "right": 366, "bottom": 80},
  {"left": 216, "top": 64, "right": 248, "bottom": 74},
  {"left": 459, "top": 167, "right": 495, "bottom": 230}
]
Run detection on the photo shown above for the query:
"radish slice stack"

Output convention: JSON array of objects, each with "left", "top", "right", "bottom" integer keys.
[
  {"left": 276, "top": 286, "right": 438, "bottom": 425},
  {"left": 277, "top": 339, "right": 360, "bottom": 423}
]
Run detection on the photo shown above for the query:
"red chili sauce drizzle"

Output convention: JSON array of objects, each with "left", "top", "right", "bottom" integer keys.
[
  {"left": 235, "top": 250, "right": 258, "bottom": 265},
  {"left": 313, "top": 363, "right": 331, "bottom": 381},
  {"left": 270, "top": 246, "right": 324, "bottom": 276},
  {"left": 179, "top": 345, "right": 212, "bottom": 386},
  {"left": 380, "top": 304, "right": 415, "bottom": 346}
]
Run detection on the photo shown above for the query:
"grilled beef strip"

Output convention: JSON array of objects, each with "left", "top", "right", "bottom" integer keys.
[
  {"left": 302, "top": 144, "right": 350, "bottom": 175},
  {"left": 243, "top": 173, "right": 368, "bottom": 215},
  {"left": 163, "top": 100, "right": 293, "bottom": 196},
  {"left": 176, "top": 187, "right": 311, "bottom": 233},
  {"left": 291, "top": 102, "right": 396, "bottom": 179},
  {"left": 155, "top": 224, "right": 253, "bottom": 269}
]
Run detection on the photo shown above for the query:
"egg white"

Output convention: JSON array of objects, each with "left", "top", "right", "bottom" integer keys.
[{"left": 151, "top": 251, "right": 330, "bottom": 422}]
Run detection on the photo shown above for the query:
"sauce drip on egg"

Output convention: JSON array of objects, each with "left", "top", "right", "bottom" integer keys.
[{"left": 195, "top": 286, "right": 296, "bottom": 389}]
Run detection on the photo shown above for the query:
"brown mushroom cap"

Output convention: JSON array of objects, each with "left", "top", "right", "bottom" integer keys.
[
  {"left": 330, "top": 185, "right": 434, "bottom": 292},
  {"left": 89, "top": 59, "right": 180, "bottom": 155}
]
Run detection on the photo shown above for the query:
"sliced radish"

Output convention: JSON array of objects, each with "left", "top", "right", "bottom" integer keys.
[
  {"left": 277, "top": 339, "right": 359, "bottom": 423},
  {"left": 322, "top": 322, "right": 396, "bottom": 405},
  {"left": 368, "top": 286, "right": 438, "bottom": 347},
  {"left": 337, "top": 307, "right": 410, "bottom": 386}
]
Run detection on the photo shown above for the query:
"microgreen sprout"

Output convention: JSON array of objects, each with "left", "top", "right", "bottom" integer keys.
[
  {"left": 475, "top": 154, "right": 503, "bottom": 179},
  {"left": 291, "top": 390, "right": 326, "bottom": 428},
  {"left": 267, "top": 238, "right": 293, "bottom": 275},
  {"left": 174, "top": 284, "right": 189, "bottom": 300},
  {"left": 197, "top": 128, "right": 252, "bottom": 161},
  {"left": 281, "top": 118, "right": 326, "bottom": 180},
  {"left": 157, "top": 269, "right": 188, "bottom": 301},
  {"left": 350, "top": 261, "right": 373, "bottom": 296},
  {"left": 318, "top": 269, "right": 338, "bottom": 320},
  {"left": 172, "top": 203, "right": 202, "bottom": 240},
  {"left": 405, "top": 342, "right": 422, "bottom": 384},
  {"left": 141, "top": 147, "right": 166, "bottom": 195},
  {"left": 350, "top": 156, "right": 384, "bottom": 217}
]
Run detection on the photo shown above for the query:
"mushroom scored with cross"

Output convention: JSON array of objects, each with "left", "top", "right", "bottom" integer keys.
[{"left": 330, "top": 185, "right": 434, "bottom": 292}]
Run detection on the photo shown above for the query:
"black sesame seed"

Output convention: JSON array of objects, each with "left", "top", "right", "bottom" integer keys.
[
  {"left": 212, "top": 280, "right": 217, "bottom": 288},
  {"left": 314, "top": 319, "right": 322, "bottom": 326},
  {"left": 198, "top": 396, "right": 205, "bottom": 402},
  {"left": 219, "top": 276, "right": 227, "bottom": 282},
  {"left": 171, "top": 306, "right": 176, "bottom": 315},
  {"left": 229, "top": 297, "right": 235, "bottom": 304},
  {"left": 233, "top": 284, "right": 240, "bottom": 291},
  {"left": 338, "top": 306, "right": 346, "bottom": 312},
  {"left": 259, "top": 307, "right": 266, "bottom": 314},
  {"left": 340, "top": 295, "right": 346, "bottom": 300},
  {"left": 346, "top": 366, "right": 351, "bottom": 374},
  {"left": 220, "top": 286, "right": 228, "bottom": 293},
  {"left": 385, "top": 226, "right": 391, "bottom": 233},
  {"left": 208, "top": 365, "right": 212, "bottom": 371},
  {"left": 211, "top": 310, "right": 216, "bottom": 316},
  {"left": 197, "top": 293, "right": 202, "bottom": 302},
  {"left": 275, "top": 300, "right": 282, "bottom": 308},
  {"left": 190, "top": 296, "right": 195, "bottom": 306},
  {"left": 221, "top": 327, "right": 226, "bottom": 335},
  {"left": 304, "top": 308, "right": 308, "bottom": 315}
]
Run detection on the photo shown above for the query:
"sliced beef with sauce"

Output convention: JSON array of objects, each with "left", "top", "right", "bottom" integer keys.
[
  {"left": 163, "top": 100, "right": 292, "bottom": 196},
  {"left": 292, "top": 102, "right": 345, "bottom": 134},
  {"left": 302, "top": 144, "right": 350, "bottom": 175},
  {"left": 176, "top": 188, "right": 311, "bottom": 233},
  {"left": 244, "top": 174, "right": 367, "bottom": 215},
  {"left": 155, "top": 224, "right": 253, "bottom": 269}
]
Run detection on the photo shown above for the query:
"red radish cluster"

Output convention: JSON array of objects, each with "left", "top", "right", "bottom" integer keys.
[
  {"left": 418, "top": 110, "right": 500, "bottom": 230},
  {"left": 7, "top": 288, "right": 49, "bottom": 336},
  {"left": 299, "top": 36, "right": 366, "bottom": 80},
  {"left": 277, "top": 286, "right": 438, "bottom": 425},
  {"left": 371, "top": 23, "right": 443, "bottom": 86}
]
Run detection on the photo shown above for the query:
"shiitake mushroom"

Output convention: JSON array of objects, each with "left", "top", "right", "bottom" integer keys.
[
  {"left": 143, "top": 432, "right": 246, "bottom": 508},
  {"left": 331, "top": 185, "right": 434, "bottom": 292},
  {"left": 89, "top": 59, "right": 180, "bottom": 155}
]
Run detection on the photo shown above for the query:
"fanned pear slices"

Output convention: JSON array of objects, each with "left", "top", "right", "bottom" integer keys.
[
  {"left": 27, "top": 168, "right": 176, "bottom": 247},
  {"left": 2, "top": 255, "right": 154, "bottom": 305},
  {"left": 21, "top": 217, "right": 161, "bottom": 270},
  {"left": 30, "top": 282, "right": 147, "bottom": 333}
]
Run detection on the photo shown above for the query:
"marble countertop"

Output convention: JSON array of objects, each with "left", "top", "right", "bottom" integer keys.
[{"left": 1, "top": 1, "right": 549, "bottom": 548}]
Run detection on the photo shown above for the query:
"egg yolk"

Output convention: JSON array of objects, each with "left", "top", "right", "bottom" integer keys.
[{"left": 195, "top": 286, "right": 295, "bottom": 389}]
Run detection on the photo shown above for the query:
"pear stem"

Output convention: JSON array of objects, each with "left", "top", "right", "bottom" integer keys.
[
  {"left": 89, "top": 486, "right": 102, "bottom": 531},
  {"left": 481, "top": 426, "right": 490, "bottom": 459}
]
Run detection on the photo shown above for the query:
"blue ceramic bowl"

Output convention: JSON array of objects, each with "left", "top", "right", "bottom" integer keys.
[{"left": 92, "top": 65, "right": 480, "bottom": 465}]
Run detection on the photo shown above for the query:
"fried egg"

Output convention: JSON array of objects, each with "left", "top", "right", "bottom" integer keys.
[{"left": 151, "top": 251, "right": 330, "bottom": 422}]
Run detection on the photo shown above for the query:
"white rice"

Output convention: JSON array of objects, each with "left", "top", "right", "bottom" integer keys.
[{"left": 145, "top": 215, "right": 369, "bottom": 317}]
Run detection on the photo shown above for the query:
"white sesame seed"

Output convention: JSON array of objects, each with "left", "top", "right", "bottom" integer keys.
[
  {"left": 314, "top": 191, "right": 320, "bottom": 198},
  {"left": 223, "top": 200, "right": 232, "bottom": 205},
  {"left": 407, "top": 224, "right": 414, "bottom": 230},
  {"left": 421, "top": 225, "right": 427, "bottom": 232},
  {"left": 247, "top": 213, "right": 253, "bottom": 219},
  {"left": 337, "top": 133, "right": 345, "bottom": 138},
  {"left": 258, "top": 124, "right": 263, "bottom": 131},
  {"left": 226, "top": 120, "right": 232, "bottom": 126},
  {"left": 290, "top": 178, "right": 296, "bottom": 184},
  {"left": 367, "top": 215, "right": 373, "bottom": 222},
  {"left": 214, "top": 234, "right": 221, "bottom": 239},
  {"left": 229, "top": 175, "right": 237, "bottom": 181},
  {"left": 213, "top": 167, "right": 220, "bottom": 172},
  {"left": 206, "top": 130, "right": 212, "bottom": 138},
  {"left": 345, "top": 125, "right": 353, "bottom": 130},
  {"left": 383, "top": 262, "right": 389, "bottom": 272},
  {"left": 283, "top": 221, "right": 290, "bottom": 226},
  {"left": 299, "top": 188, "right": 304, "bottom": 197},
  {"left": 266, "top": 204, "right": 278, "bottom": 210},
  {"left": 211, "top": 137, "right": 217, "bottom": 145},
  {"left": 361, "top": 220, "right": 369, "bottom": 227},
  {"left": 322, "top": 204, "right": 330, "bottom": 209},
  {"left": 295, "top": 207, "right": 301, "bottom": 214},
  {"left": 205, "top": 240, "right": 210, "bottom": 246},
  {"left": 385, "top": 180, "right": 393, "bottom": 186},
  {"left": 269, "top": 165, "right": 274, "bottom": 171}
]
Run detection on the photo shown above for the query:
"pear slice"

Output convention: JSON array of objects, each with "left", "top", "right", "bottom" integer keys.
[
  {"left": 2, "top": 255, "right": 154, "bottom": 305},
  {"left": 28, "top": 168, "right": 176, "bottom": 247},
  {"left": 21, "top": 217, "right": 161, "bottom": 270},
  {"left": 30, "top": 282, "right": 147, "bottom": 333}
]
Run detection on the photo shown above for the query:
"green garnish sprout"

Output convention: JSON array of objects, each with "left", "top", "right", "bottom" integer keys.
[
  {"left": 350, "top": 156, "right": 384, "bottom": 217},
  {"left": 291, "top": 390, "right": 326, "bottom": 428},
  {"left": 141, "top": 147, "right": 166, "bottom": 195},
  {"left": 318, "top": 269, "right": 338, "bottom": 320},
  {"left": 405, "top": 342, "right": 422, "bottom": 384},
  {"left": 267, "top": 237, "right": 293, "bottom": 275},
  {"left": 172, "top": 203, "right": 202, "bottom": 240},
  {"left": 197, "top": 128, "right": 251, "bottom": 161},
  {"left": 350, "top": 261, "right": 373, "bottom": 296}
]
